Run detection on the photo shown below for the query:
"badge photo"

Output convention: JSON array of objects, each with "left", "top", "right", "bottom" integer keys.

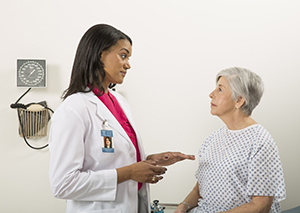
[{"left": 101, "top": 129, "right": 114, "bottom": 153}]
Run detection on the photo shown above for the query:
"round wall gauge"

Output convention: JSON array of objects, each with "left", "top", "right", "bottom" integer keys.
[{"left": 17, "top": 59, "right": 46, "bottom": 87}]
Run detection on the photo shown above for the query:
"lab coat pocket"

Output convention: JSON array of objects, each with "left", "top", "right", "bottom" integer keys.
[{"left": 76, "top": 207, "right": 122, "bottom": 213}]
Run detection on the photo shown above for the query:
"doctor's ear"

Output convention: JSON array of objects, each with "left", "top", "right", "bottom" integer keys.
[{"left": 235, "top": 96, "right": 245, "bottom": 109}]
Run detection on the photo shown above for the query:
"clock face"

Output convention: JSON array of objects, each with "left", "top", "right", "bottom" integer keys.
[{"left": 17, "top": 60, "right": 46, "bottom": 87}]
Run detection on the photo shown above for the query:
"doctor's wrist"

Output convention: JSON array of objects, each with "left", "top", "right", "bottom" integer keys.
[
  {"left": 146, "top": 154, "right": 153, "bottom": 161},
  {"left": 116, "top": 165, "right": 132, "bottom": 184}
]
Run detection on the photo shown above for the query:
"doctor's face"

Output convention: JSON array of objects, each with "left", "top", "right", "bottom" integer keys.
[
  {"left": 100, "top": 39, "right": 132, "bottom": 90},
  {"left": 209, "top": 77, "right": 236, "bottom": 118}
]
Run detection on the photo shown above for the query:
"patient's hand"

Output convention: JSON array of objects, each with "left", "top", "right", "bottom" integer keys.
[{"left": 147, "top": 152, "right": 195, "bottom": 166}]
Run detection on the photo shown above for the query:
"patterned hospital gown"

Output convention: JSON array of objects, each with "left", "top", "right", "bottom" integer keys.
[{"left": 190, "top": 124, "right": 286, "bottom": 213}]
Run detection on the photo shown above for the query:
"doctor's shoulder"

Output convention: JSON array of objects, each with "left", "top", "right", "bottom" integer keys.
[{"left": 53, "top": 92, "right": 92, "bottom": 121}]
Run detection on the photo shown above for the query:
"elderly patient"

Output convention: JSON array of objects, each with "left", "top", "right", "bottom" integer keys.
[{"left": 175, "top": 67, "right": 286, "bottom": 213}]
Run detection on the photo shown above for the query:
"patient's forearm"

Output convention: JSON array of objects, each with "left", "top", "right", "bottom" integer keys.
[
  {"left": 176, "top": 182, "right": 201, "bottom": 212},
  {"left": 219, "top": 196, "right": 273, "bottom": 213}
]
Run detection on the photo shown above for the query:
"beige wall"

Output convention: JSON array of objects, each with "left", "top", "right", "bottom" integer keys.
[{"left": 1, "top": 0, "right": 299, "bottom": 212}]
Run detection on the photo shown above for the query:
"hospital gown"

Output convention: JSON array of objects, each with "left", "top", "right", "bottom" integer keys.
[{"left": 191, "top": 124, "right": 286, "bottom": 213}]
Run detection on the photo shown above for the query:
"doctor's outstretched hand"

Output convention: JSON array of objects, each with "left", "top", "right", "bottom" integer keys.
[{"left": 146, "top": 152, "right": 195, "bottom": 166}]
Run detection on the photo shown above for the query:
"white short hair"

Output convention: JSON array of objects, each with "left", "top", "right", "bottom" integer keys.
[{"left": 216, "top": 67, "right": 264, "bottom": 116}]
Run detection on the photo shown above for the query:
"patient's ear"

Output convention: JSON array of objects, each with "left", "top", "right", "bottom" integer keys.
[{"left": 235, "top": 96, "right": 245, "bottom": 109}]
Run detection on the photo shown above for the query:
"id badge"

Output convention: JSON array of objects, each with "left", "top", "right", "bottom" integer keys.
[{"left": 101, "top": 120, "right": 114, "bottom": 153}]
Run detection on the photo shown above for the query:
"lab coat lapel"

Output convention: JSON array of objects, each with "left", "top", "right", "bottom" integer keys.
[
  {"left": 112, "top": 91, "right": 146, "bottom": 160},
  {"left": 111, "top": 91, "right": 137, "bottom": 132},
  {"left": 84, "top": 92, "right": 132, "bottom": 143}
]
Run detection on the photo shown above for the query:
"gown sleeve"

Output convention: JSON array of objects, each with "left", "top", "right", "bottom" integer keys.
[{"left": 247, "top": 130, "right": 286, "bottom": 202}]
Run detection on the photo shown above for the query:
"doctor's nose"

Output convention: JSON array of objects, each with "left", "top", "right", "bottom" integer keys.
[{"left": 124, "top": 61, "right": 131, "bottom": 70}]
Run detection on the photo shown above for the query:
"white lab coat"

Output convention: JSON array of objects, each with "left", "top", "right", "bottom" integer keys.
[{"left": 49, "top": 90, "right": 150, "bottom": 213}]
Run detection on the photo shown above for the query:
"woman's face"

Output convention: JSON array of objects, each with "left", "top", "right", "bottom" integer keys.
[
  {"left": 209, "top": 77, "right": 236, "bottom": 117},
  {"left": 105, "top": 138, "right": 111, "bottom": 146},
  {"left": 100, "top": 39, "right": 132, "bottom": 90}
]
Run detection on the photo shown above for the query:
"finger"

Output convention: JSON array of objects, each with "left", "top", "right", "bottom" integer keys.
[
  {"left": 153, "top": 169, "right": 166, "bottom": 176},
  {"left": 176, "top": 154, "right": 195, "bottom": 160},
  {"left": 155, "top": 176, "right": 163, "bottom": 182},
  {"left": 173, "top": 152, "right": 195, "bottom": 160},
  {"left": 150, "top": 175, "right": 163, "bottom": 184},
  {"left": 182, "top": 153, "right": 195, "bottom": 159},
  {"left": 151, "top": 165, "right": 167, "bottom": 175},
  {"left": 187, "top": 155, "right": 196, "bottom": 160},
  {"left": 177, "top": 152, "right": 192, "bottom": 158}
]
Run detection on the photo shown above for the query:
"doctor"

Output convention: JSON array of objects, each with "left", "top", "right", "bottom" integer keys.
[{"left": 49, "top": 24, "right": 195, "bottom": 213}]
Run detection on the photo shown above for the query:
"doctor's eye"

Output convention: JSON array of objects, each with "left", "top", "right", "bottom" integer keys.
[{"left": 120, "top": 53, "right": 126, "bottom": 59}]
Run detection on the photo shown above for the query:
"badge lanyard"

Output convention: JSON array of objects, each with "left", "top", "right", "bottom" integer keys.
[{"left": 101, "top": 120, "right": 114, "bottom": 153}]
